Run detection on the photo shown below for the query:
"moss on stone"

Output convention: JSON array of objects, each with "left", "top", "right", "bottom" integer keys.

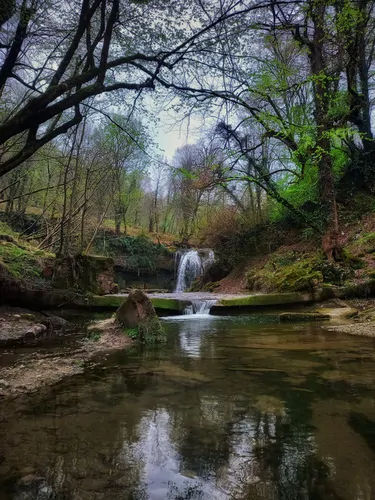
[
  {"left": 217, "top": 292, "right": 313, "bottom": 308},
  {"left": 246, "top": 250, "right": 359, "bottom": 292},
  {"left": 279, "top": 312, "right": 330, "bottom": 322},
  {"left": 151, "top": 297, "right": 189, "bottom": 312}
]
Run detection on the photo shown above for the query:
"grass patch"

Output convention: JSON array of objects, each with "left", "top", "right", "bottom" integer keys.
[
  {"left": 0, "top": 242, "right": 44, "bottom": 279},
  {"left": 139, "top": 316, "right": 166, "bottom": 344},
  {"left": 0, "top": 222, "right": 19, "bottom": 238},
  {"left": 125, "top": 327, "right": 139, "bottom": 340}
]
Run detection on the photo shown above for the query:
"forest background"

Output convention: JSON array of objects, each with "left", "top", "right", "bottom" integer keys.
[{"left": 1, "top": 0, "right": 375, "bottom": 294}]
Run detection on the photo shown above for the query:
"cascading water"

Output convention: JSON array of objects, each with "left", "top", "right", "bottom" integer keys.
[
  {"left": 183, "top": 300, "right": 217, "bottom": 315},
  {"left": 175, "top": 250, "right": 203, "bottom": 293},
  {"left": 175, "top": 248, "right": 215, "bottom": 293},
  {"left": 175, "top": 248, "right": 216, "bottom": 314}
]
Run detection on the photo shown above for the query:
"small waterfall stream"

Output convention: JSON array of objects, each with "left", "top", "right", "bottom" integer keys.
[
  {"left": 175, "top": 248, "right": 216, "bottom": 315},
  {"left": 183, "top": 300, "right": 217, "bottom": 315},
  {"left": 175, "top": 250, "right": 202, "bottom": 293},
  {"left": 175, "top": 249, "right": 215, "bottom": 293}
]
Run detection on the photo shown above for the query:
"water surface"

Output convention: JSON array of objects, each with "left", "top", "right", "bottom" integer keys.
[{"left": 1, "top": 315, "right": 375, "bottom": 499}]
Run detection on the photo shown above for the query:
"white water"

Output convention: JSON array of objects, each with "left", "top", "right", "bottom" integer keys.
[
  {"left": 174, "top": 249, "right": 216, "bottom": 314},
  {"left": 175, "top": 249, "right": 215, "bottom": 293},
  {"left": 175, "top": 250, "right": 203, "bottom": 293},
  {"left": 183, "top": 299, "right": 217, "bottom": 315}
]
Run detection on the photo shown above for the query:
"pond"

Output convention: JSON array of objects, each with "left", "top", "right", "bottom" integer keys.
[{"left": 1, "top": 314, "right": 375, "bottom": 500}]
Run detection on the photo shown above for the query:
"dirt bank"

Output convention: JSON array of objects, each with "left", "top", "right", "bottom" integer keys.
[{"left": 0, "top": 326, "right": 133, "bottom": 399}]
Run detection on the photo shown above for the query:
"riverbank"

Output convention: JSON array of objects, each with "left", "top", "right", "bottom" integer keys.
[
  {"left": 0, "top": 320, "right": 133, "bottom": 399},
  {"left": 2, "top": 296, "right": 375, "bottom": 400}
]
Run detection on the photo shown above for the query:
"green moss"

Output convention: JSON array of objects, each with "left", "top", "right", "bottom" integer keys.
[
  {"left": 0, "top": 241, "right": 44, "bottom": 279},
  {"left": 202, "top": 281, "right": 219, "bottom": 292},
  {"left": 341, "top": 249, "right": 365, "bottom": 269},
  {"left": 218, "top": 292, "right": 313, "bottom": 307},
  {"left": 247, "top": 254, "right": 323, "bottom": 292},
  {"left": 151, "top": 297, "right": 189, "bottom": 311},
  {"left": 279, "top": 312, "right": 330, "bottom": 322},
  {"left": 247, "top": 250, "right": 357, "bottom": 292},
  {"left": 86, "top": 295, "right": 125, "bottom": 308},
  {"left": 94, "top": 233, "right": 171, "bottom": 272},
  {"left": 0, "top": 222, "right": 19, "bottom": 238},
  {"left": 125, "top": 327, "right": 139, "bottom": 340},
  {"left": 139, "top": 316, "right": 166, "bottom": 344}
]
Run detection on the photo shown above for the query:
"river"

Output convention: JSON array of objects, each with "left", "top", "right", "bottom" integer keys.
[{"left": 1, "top": 314, "right": 375, "bottom": 499}]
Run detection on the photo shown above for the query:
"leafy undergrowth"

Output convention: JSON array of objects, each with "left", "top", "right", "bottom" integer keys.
[
  {"left": 101, "top": 219, "right": 177, "bottom": 247},
  {"left": 0, "top": 222, "right": 54, "bottom": 281},
  {"left": 216, "top": 212, "right": 375, "bottom": 294}
]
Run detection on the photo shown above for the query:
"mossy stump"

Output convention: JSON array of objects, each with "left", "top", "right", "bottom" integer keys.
[{"left": 116, "top": 289, "right": 166, "bottom": 344}]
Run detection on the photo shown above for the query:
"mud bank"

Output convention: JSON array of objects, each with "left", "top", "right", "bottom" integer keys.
[{"left": 0, "top": 328, "right": 133, "bottom": 399}]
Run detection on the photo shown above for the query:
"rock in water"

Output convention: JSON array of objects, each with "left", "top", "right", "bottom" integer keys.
[{"left": 116, "top": 290, "right": 166, "bottom": 343}]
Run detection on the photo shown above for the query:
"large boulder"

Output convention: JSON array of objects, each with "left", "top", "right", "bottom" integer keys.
[{"left": 116, "top": 290, "right": 166, "bottom": 343}]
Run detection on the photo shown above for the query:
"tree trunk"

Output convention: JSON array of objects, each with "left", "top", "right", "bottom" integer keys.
[{"left": 309, "top": 0, "right": 341, "bottom": 259}]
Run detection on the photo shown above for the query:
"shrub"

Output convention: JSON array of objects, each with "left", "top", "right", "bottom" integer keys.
[{"left": 94, "top": 233, "right": 170, "bottom": 271}]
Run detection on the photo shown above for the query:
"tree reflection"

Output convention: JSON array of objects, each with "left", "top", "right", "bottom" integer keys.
[{"left": 1, "top": 319, "right": 375, "bottom": 499}]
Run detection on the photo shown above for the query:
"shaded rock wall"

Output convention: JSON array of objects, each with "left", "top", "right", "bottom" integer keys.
[
  {"left": 52, "top": 254, "right": 116, "bottom": 295},
  {"left": 114, "top": 254, "right": 175, "bottom": 291}
]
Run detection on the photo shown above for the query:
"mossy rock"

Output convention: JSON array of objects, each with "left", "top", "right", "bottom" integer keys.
[
  {"left": 247, "top": 254, "right": 323, "bottom": 292},
  {"left": 76, "top": 294, "right": 190, "bottom": 313},
  {"left": 279, "top": 312, "right": 330, "bottom": 322},
  {"left": 202, "top": 281, "right": 219, "bottom": 292},
  {"left": 151, "top": 297, "right": 189, "bottom": 312},
  {"left": 217, "top": 292, "right": 314, "bottom": 308},
  {"left": 116, "top": 290, "right": 166, "bottom": 344}
]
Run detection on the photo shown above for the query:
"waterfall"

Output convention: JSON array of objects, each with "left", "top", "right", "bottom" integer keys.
[
  {"left": 184, "top": 300, "right": 217, "bottom": 315},
  {"left": 175, "top": 248, "right": 215, "bottom": 292},
  {"left": 175, "top": 250, "right": 202, "bottom": 292}
]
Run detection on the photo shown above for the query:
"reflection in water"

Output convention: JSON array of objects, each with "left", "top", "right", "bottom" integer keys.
[
  {"left": 1, "top": 316, "right": 375, "bottom": 499},
  {"left": 166, "top": 315, "right": 217, "bottom": 359}
]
